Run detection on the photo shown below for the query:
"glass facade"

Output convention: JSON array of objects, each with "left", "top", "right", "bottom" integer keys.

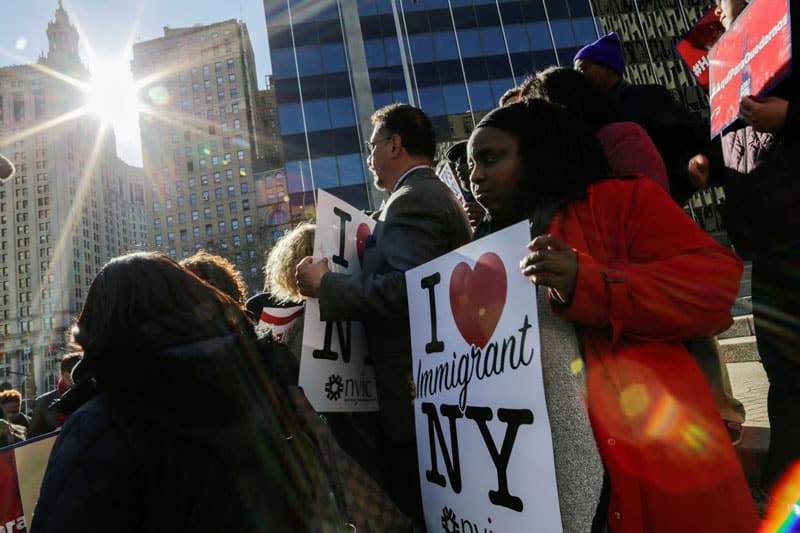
[{"left": 265, "top": 0, "right": 602, "bottom": 209}]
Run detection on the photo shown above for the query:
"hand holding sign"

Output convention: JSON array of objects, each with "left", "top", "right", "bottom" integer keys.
[
  {"left": 738, "top": 95, "right": 790, "bottom": 132},
  {"left": 520, "top": 234, "right": 577, "bottom": 305},
  {"left": 296, "top": 256, "right": 330, "bottom": 299}
]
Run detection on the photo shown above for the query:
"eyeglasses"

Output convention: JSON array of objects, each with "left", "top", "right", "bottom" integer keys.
[{"left": 364, "top": 135, "right": 393, "bottom": 153}]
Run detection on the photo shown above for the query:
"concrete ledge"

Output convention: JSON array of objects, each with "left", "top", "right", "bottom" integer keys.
[{"left": 719, "top": 315, "right": 754, "bottom": 339}]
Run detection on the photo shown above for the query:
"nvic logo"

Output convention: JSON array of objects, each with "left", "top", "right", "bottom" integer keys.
[
  {"left": 324, "top": 373, "right": 374, "bottom": 403},
  {"left": 441, "top": 506, "right": 494, "bottom": 533}
]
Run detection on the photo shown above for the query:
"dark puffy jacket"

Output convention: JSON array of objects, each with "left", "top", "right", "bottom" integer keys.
[
  {"left": 31, "top": 334, "right": 342, "bottom": 532},
  {"left": 720, "top": 5, "right": 800, "bottom": 256}
]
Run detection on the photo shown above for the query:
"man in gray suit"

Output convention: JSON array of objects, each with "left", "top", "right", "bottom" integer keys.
[{"left": 297, "top": 103, "right": 471, "bottom": 523}]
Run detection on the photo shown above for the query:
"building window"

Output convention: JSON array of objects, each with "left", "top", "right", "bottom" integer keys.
[
  {"left": 228, "top": 185, "right": 236, "bottom": 197},
  {"left": 218, "top": 221, "right": 226, "bottom": 233},
  {"left": 240, "top": 182, "right": 248, "bottom": 194},
  {"left": 216, "top": 204, "right": 224, "bottom": 217},
  {"left": 244, "top": 215, "right": 252, "bottom": 227},
  {"left": 229, "top": 201, "right": 237, "bottom": 214}
]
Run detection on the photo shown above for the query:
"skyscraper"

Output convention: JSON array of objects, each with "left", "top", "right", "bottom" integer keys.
[
  {"left": 591, "top": 0, "right": 710, "bottom": 118},
  {"left": 132, "top": 20, "right": 268, "bottom": 290},
  {"left": 264, "top": 0, "right": 603, "bottom": 210},
  {"left": 0, "top": 2, "right": 147, "bottom": 396}
]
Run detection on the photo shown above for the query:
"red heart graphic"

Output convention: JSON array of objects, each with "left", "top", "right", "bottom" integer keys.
[
  {"left": 449, "top": 252, "right": 507, "bottom": 348},
  {"left": 356, "top": 223, "right": 371, "bottom": 268}
]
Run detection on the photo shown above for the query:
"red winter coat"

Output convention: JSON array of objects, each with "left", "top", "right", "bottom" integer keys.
[{"left": 548, "top": 177, "right": 758, "bottom": 533}]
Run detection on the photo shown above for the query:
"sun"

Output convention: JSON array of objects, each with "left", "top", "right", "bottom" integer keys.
[{"left": 86, "top": 59, "right": 141, "bottom": 140}]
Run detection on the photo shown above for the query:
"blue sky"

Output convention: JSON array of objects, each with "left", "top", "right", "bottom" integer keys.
[{"left": 0, "top": 0, "right": 274, "bottom": 165}]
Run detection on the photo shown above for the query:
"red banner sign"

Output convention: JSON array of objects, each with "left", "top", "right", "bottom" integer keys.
[
  {"left": 0, "top": 433, "right": 57, "bottom": 531},
  {"left": 676, "top": 8, "right": 726, "bottom": 92},
  {"left": 708, "top": 0, "right": 793, "bottom": 137}
]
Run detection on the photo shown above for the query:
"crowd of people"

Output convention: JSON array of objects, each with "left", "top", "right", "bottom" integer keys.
[{"left": 0, "top": 0, "right": 795, "bottom": 530}]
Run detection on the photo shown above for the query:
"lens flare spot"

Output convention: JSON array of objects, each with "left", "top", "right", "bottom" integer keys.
[
  {"left": 283, "top": 195, "right": 290, "bottom": 202},
  {"left": 761, "top": 461, "right": 800, "bottom": 533},
  {"left": 15, "top": 37, "right": 27, "bottom": 51},
  {"left": 478, "top": 307, "right": 486, "bottom": 317},
  {"left": 680, "top": 424, "right": 709, "bottom": 451},
  {"left": 239, "top": 168, "right": 247, "bottom": 177},
  {"left": 148, "top": 86, "right": 169, "bottom": 107},
  {"left": 620, "top": 384, "right": 650, "bottom": 418},
  {"left": 570, "top": 358, "right": 584, "bottom": 375},
  {"left": 644, "top": 393, "right": 680, "bottom": 439}
]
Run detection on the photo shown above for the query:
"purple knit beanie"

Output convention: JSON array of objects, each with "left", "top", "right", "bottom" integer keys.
[{"left": 573, "top": 32, "right": 625, "bottom": 76}]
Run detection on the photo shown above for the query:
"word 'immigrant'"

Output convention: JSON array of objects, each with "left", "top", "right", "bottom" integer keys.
[{"left": 416, "top": 314, "right": 536, "bottom": 412}]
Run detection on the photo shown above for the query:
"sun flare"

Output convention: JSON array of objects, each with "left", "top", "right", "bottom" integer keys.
[{"left": 86, "top": 60, "right": 141, "bottom": 140}]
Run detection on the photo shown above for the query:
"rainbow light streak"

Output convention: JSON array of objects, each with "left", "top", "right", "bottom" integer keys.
[{"left": 761, "top": 462, "right": 800, "bottom": 533}]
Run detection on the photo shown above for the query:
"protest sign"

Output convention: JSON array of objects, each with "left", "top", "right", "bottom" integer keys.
[
  {"left": 298, "top": 189, "right": 379, "bottom": 412},
  {"left": 0, "top": 432, "right": 57, "bottom": 531},
  {"left": 676, "top": 8, "right": 726, "bottom": 92},
  {"left": 709, "top": 0, "right": 793, "bottom": 137},
  {"left": 406, "top": 221, "right": 562, "bottom": 533},
  {"left": 437, "top": 165, "right": 465, "bottom": 204}
]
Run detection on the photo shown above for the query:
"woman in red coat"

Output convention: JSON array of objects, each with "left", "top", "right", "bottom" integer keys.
[{"left": 468, "top": 98, "right": 758, "bottom": 532}]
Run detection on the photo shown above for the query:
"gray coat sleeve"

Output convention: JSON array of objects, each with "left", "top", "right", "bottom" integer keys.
[{"left": 318, "top": 183, "right": 467, "bottom": 322}]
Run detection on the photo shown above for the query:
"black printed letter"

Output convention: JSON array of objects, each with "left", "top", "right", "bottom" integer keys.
[
  {"left": 421, "top": 273, "right": 444, "bottom": 353},
  {"left": 332, "top": 207, "right": 352, "bottom": 268},
  {"left": 465, "top": 406, "right": 533, "bottom": 512}
]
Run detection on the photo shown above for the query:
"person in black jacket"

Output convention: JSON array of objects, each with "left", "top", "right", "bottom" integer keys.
[
  {"left": 31, "top": 252, "right": 344, "bottom": 532},
  {"left": 574, "top": 31, "right": 724, "bottom": 206},
  {"left": 709, "top": 0, "right": 800, "bottom": 497}
]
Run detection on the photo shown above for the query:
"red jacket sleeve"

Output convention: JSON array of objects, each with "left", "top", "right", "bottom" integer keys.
[{"left": 553, "top": 179, "right": 743, "bottom": 344}]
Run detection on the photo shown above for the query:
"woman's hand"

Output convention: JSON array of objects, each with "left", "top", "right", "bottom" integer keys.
[
  {"left": 738, "top": 96, "right": 789, "bottom": 133},
  {"left": 520, "top": 234, "right": 578, "bottom": 305}
]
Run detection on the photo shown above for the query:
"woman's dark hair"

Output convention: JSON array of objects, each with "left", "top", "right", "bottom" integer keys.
[
  {"left": 72, "top": 251, "right": 251, "bottom": 360},
  {"left": 180, "top": 250, "right": 248, "bottom": 305},
  {"left": 521, "top": 66, "right": 622, "bottom": 131},
  {"left": 475, "top": 98, "right": 611, "bottom": 208}
]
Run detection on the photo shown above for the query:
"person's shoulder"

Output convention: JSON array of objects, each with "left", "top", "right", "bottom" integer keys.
[
  {"left": 588, "top": 175, "right": 662, "bottom": 198},
  {"left": 34, "top": 388, "right": 59, "bottom": 403}
]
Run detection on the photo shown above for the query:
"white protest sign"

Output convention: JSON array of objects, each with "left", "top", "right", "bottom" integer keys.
[
  {"left": 406, "top": 221, "right": 562, "bottom": 533},
  {"left": 299, "top": 189, "right": 379, "bottom": 412},
  {"left": 437, "top": 164, "right": 465, "bottom": 204}
]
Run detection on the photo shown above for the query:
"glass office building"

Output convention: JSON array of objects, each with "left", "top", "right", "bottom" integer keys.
[{"left": 264, "top": 0, "right": 602, "bottom": 209}]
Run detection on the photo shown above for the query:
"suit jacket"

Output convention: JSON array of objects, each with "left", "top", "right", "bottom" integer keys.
[{"left": 319, "top": 167, "right": 471, "bottom": 442}]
